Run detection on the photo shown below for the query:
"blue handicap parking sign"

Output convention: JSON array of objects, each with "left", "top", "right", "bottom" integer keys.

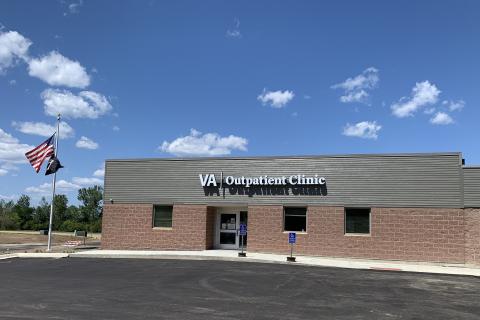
[
  {"left": 239, "top": 224, "right": 247, "bottom": 236},
  {"left": 288, "top": 232, "right": 296, "bottom": 244}
]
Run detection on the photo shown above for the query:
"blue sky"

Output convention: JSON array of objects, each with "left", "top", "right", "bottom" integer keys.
[{"left": 0, "top": 0, "right": 479, "bottom": 204}]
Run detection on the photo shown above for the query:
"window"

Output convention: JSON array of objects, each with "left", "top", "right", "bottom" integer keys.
[
  {"left": 345, "top": 208, "right": 370, "bottom": 234},
  {"left": 284, "top": 207, "right": 307, "bottom": 232},
  {"left": 153, "top": 205, "right": 173, "bottom": 228}
]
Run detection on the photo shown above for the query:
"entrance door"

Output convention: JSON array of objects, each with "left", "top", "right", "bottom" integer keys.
[{"left": 218, "top": 212, "right": 239, "bottom": 249}]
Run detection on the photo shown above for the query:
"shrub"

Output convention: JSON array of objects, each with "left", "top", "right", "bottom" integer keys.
[
  {"left": 0, "top": 212, "right": 21, "bottom": 230},
  {"left": 23, "top": 220, "right": 38, "bottom": 230},
  {"left": 59, "top": 220, "right": 85, "bottom": 232},
  {"left": 87, "top": 219, "right": 102, "bottom": 233}
]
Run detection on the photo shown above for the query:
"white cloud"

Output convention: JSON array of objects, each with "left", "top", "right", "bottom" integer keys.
[
  {"left": 342, "top": 121, "right": 382, "bottom": 139},
  {"left": 56, "top": 180, "right": 81, "bottom": 191},
  {"left": 93, "top": 168, "right": 104, "bottom": 178},
  {"left": 12, "top": 121, "right": 74, "bottom": 139},
  {"left": 28, "top": 51, "right": 90, "bottom": 88},
  {"left": 391, "top": 81, "right": 440, "bottom": 118},
  {"left": 112, "top": 126, "right": 120, "bottom": 131},
  {"left": 226, "top": 18, "right": 242, "bottom": 38},
  {"left": 443, "top": 100, "right": 465, "bottom": 112},
  {"left": 9, "top": 79, "right": 16, "bottom": 85},
  {"left": 1, "top": 162, "right": 20, "bottom": 171},
  {"left": 257, "top": 89, "right": 295, "bottom": 108},
  {"left": 226, "top": 30, "right": 241, "bottom": 38},
  {"left": 0, "top": 128, "right": 33, "bottom": 174},
  {"left": 0, "top": 31, "right": 31, "bottom": 73},
  {"left": 339, "top": 90, "right": 369, "bottom": 103},
  {"left": 430, "top": 112, "right": 454, "bottom": 125},
  {"left": 25, "top": 174, "right": 102, "bottom": 196},
  {"left": 160, "top": 128, "right": 248, "bottom": 157},
  {"left": 25, "top": 180, "right": 81, "bottom": 195},
  {"left": 72, "top": 177, "right": 103, "bottom": 186},
  {"left": 75, "top": 136, "right": 99, "bottom": 150},
  {"left": 0, "top": 30, "right": 93, "bottom": 92},
  {"left": 41, "top": 89, "right": 112, "bottom": 119},
  {"left": 68, "top": 0, "right": 83, "bottom": 14},
  {"left": 0, "top": 194, "right": 17, "bottom": 200},
  {"left": 424, "top": 107, "right": 436, "bottom": 115},
  {"left": 332, "top": 67, "right": 379, "bottom": 104},
  {"left": 0, "top": 168, "right": 7, "bottom": 176},
  {"left": 25, "top": 174, "right": 102, "bottom": 197}
]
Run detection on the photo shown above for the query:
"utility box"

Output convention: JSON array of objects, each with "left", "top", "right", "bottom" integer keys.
[
  {"left": 74, "top": 230, "right": 87, "bottom": 237},
  {"left": 39, "top": 230, "right": 48, "bottom": 235}
]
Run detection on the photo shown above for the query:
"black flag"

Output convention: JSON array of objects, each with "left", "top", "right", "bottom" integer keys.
[{"left": 45, "top": 156, "right": 64, "bottom": 176}]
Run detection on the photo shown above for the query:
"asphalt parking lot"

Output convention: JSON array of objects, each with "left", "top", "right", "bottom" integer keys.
[{"left": 0, "top": 258, "right": 479, "bottom": 319}]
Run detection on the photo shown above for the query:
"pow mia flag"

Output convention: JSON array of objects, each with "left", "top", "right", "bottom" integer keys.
[{"left": 45, "top": 156, "right": 64, "bottom": 176}]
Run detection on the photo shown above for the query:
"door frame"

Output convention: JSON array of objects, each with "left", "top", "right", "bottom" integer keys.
[{"left": 215, "top": 209, "right": 240, "bottom": 249}]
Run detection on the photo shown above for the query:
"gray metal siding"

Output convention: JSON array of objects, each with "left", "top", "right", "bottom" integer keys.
[
  {"left": 464, "top": 167, "right": 480, "bottom": 207},
  {"left": 104, "top": 153, "right": 464, "bottom": 208}
]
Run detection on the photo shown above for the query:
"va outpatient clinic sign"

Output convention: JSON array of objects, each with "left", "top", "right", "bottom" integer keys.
[{"left": 199, "top": 174, "right": 326, "bottom": 188}]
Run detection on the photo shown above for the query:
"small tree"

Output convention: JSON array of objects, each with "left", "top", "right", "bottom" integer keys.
[
  {"left": 13, "top": 195, "right": 34, "bottom": 229},
  {"left": 65, "top": 205, "right": 81, "bottom": 222},
  {"left": 78, "top": 186, "right": 103, "bottom": 223},
  {"left": 52, "top": 194, "right": 68, "bottom": 229},
  {"left": 32, "top": 197, "right": 50, "bottom": 230},
  {"left": 0, "top": 199, "right": 19, "bottom": 230}
]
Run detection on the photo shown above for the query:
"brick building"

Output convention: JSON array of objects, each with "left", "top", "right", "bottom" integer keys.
[{"left": 102, "top": 153, "right": 480, "bottom": 265}]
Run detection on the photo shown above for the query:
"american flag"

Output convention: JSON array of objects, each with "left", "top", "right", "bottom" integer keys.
[{"left": 25, "top": 134, "right": 56, "bottom": 173}]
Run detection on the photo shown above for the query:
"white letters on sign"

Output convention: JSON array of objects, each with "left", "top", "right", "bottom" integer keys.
[
  {"left": 199, "top": 174, "right": 217, "bottom": 187},
  {"left": 199, "top": 173, "right": 326, "bottom": 187}
]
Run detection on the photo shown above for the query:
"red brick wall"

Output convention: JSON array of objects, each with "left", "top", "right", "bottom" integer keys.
[
  {"left": 465, "top": 208, "right": 480, "bottom": 265},
  {"left": 247, "top": 205, "right": 466, "bottom": 263},
  {"left": 102, "top": 204, "right": 211, "bottom": 250},
  {"left": 102, "top": 203, "right": 474, "bottom": 264},
  {"left": 205, "top": 207, "right": 216, "bottom": 249}
]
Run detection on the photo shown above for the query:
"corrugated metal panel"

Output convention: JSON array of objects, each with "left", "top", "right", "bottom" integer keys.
[
  {"left": 104, "top": 153, "right": 464, "bottom": 208},
  {"left": 464, "top": 167, "right": 480, "bottom": 208}
]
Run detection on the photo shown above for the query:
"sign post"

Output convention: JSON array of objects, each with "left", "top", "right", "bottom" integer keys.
[
  {"left": 287, "top": 232, "right": 296, "bottom": 262},
  {"left": 238, "top": 223, "right": 247, "bottom": 257}
]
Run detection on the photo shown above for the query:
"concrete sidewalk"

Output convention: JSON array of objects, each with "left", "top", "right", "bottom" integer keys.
[{"left": 2, "top": 249, "right": 479, "bottom": 277}]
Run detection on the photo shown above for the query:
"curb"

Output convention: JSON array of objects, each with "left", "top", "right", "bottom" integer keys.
[
  {"left": 0, "top": 254, "right": 18, "bottom": 260},
  {"left": 70, "top": 253, "right": 280, "bottom": 265},
  {"left": 0, "top": 253, "right": 69, "bottom": 260},
  {"left": 17, "top": 253, "right": 69, "bottom": 259}
]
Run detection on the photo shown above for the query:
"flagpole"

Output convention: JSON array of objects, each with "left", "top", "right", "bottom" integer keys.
[{"left": 47, "top": 114, "right": 61, "bottom": 252}]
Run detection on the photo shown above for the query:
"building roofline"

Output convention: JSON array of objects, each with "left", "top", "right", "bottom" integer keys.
[{"left": 105, "top": 152, "right": 463, "bottom": 162}]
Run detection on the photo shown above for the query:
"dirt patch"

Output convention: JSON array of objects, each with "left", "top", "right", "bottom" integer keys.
[
  {"left": 0, "top": 233, "right": 78, "bottom": 245},
  {"left": 0, "top": 231, "right": 100, "bottom": 253}
]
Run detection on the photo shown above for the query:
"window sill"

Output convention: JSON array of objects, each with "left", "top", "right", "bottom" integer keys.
[
  {"left": 153, "top": 227, "right": 173, "bottom": 231},
  {"left": 283, "top": 231, "right": 308, "bottom": 235},
  {"left": 344, "top": 233, "right": 371, "bottom": 237}
]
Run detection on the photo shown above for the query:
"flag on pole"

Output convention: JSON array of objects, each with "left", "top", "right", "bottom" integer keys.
[
  {"left": 45, "top": 155, "right": 63, "bottom": 175},
  {"left": 25, "top": 134, "right": 55, "bottom": 173}
]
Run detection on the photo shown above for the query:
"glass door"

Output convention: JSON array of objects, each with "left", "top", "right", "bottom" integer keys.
[{"left": 218, "top": 213, "right": 239, "bottom": 249}]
